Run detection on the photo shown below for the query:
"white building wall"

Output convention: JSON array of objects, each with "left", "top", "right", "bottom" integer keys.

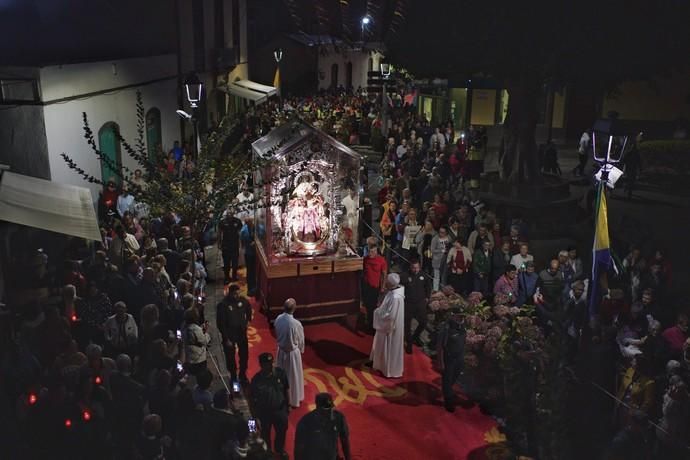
[
  {"left": 41, "top": 55, "right": 180, "bottom": 201},
  {"left": 317, "top": 47, "right": 383, "bottom": 91}
]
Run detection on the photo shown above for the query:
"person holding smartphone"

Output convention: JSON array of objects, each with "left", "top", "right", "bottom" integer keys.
[
  {"left": 182, "top": 307, "right": 210, "bottom": 376},
  {"left": 250, "top": 353, "right": 289, "bottom": 460},
  {"left": 493, "top": 264, "right": 518, "bottom": 305}
]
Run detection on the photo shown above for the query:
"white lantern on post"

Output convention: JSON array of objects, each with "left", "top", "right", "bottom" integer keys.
[
  {"left": 184, "top": 73, "right": 203, "bottom": 109},
  {"left": 591, "top": 115, "right": 633, "bottom": 188},
  {"left": 380, "top": 62, "right": 392, "bottom": 79}
]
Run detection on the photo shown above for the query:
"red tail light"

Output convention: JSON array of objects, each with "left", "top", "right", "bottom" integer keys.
[
  {"left": 28, "top": 394, "right": 37, "bottom": 405},
  {"left": 64, "top": 419, "right": 72, "bottom": 428},
  {"left": 82, "top": 410, "right": 91, "bottom": 422}
]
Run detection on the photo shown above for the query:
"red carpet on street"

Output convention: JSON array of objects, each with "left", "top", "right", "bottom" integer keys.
[{"left": 242, "top": 295, "right": 506, "bottom": 460}]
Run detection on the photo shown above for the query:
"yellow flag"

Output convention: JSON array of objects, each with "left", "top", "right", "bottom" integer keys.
[{"left": 273, "top": 67, "right": 280, "bottom": 88}]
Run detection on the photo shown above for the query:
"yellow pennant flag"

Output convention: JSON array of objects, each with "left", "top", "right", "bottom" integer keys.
[{"left": 273, "top": 67, "right": 280, "bottom": 89}]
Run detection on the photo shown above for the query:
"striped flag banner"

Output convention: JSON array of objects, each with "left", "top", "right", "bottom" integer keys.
[{"left": 589, "top": 183, "right": 614, "bottom": 317}]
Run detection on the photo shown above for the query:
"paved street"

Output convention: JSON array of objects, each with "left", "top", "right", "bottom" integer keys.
[{"left": 202, "top": 246, "right": 253, "bottom": 418}]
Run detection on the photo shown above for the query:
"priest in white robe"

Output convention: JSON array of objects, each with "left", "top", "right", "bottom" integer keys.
[
  {"left": 275, "top": 298, "right": 305, "bottom": 408},
  {"left": 341, "top": 188, "right": 359, "bottom": 231},
  {"left": 370, "top": 273, "right": 405, "bottom": 378}
]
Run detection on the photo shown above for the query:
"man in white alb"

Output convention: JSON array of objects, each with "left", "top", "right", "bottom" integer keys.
[
  {"left": 341, "top": 188, "right": 359, "bottom": 231},
  {"left": 370, "top": 273, "right": 405, "bottom": 378},
  {"left": 274, "top": 298, "right": 305, "bottom": 408}
]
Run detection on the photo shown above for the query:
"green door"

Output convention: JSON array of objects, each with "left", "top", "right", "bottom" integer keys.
[
  {"left": 146, "top": 108, "right": 162, "bottom": 163},
  {"left": 98, "top": 122, "right": 122, "bottom": 184}
]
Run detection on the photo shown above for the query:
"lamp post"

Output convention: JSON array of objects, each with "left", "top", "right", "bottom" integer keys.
[
  {"left": 184, "top": 73, "right": 203, "bottom": 157},
  {"left": 380, "top": 62, "right": 391, "bottom": 137},
  {"left": 589, "top": 115, "right": 631, "bottom": 321},
  {"left": 360, "top": 15, "right": 371, "bottom": 41},
  {"left": 273, "top": 48, "right": 283, "bottom": 107},
  {"left": 591, "top": 116, "right": 630, "bottom": 189}
]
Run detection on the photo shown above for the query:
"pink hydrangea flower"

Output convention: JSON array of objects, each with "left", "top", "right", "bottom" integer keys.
[
  {"left": 467, "top": 291, "right": 484, "bottom": 307},
  {"left": 465, "top": 333, "right": 486, "bottom": 351},
  {"left": 493, "top": 305, "right": 510, "bottom": 317},
  {"left": 487, "top": 326, "right": 503, "bottom": 339},
  {"left": 465, "top": 315, "right": 482, "bottom": 329},
  {"left": 431, "top": 291, "right": 446, "bottom": 300}
]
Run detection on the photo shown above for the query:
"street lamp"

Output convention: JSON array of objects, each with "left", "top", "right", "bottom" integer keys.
[
  {"left": 380, "top": 62, "right": 392, "bottom": 79},
  {"left": 273, "top": 48, "right": 283, "bottom": 106},
  {"left": 592, "top": 116, "right": 631, "bottom": 188},
  {"left": 183, "top": 73, "right": 203, "bottom": 156},
  {"left": 184, "top": 73, "right": 203, "bottom": 109},
  {"left": 379, "top": 62, "right": 391, "bottom": 137},
  {"left": 361, "top": 15, "right": 372, "bottom": 40}
]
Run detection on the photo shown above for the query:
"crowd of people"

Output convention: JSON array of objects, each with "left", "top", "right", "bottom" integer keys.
[
  {"left": 236, "top": 90, "right": 690, "bottom": 456},
  {"left": 2, "top": 207, "right": 273, "bottom": 459},
  {"left": 2, "top": 89, "right": 688, "bottom": 459},
  {"left": 2, "top": 91, "right": 375, "bottom": 460},
  {"left": 3, "top": 199, "right": 352, "bottom": 460},
  {"left": 357, "top": 101, "right": 690, "bottom": 458}
]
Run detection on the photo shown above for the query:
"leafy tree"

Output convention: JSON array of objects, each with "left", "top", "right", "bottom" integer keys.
[
  {"left": 61, "top": 92, "right": 266, "bottom": 232},
  {"left": 390, "top": 0, "right": 690, "bottom": 183},
  {"left": 62, "top": 93, "right": 327, "bottom": 235}
]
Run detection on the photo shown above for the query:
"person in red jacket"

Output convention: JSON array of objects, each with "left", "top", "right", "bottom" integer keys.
[
  {"left": 362, "top": 240, "right": 388, "bottom": 333},
  {"left": 662, "top": 314, "right": 689, "bottom": 360}
]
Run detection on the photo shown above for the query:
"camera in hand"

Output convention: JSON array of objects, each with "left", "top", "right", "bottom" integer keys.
[{"left": 247, "top": 418, "right": 257, "bottom": 433}]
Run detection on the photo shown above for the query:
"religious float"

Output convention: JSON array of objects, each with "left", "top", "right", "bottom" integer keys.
[{"left": 252, "top": 120, "right": 362, "bottom": 322}]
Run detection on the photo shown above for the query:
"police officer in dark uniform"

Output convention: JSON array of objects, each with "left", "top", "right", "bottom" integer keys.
[
  {"left": 218, "top": 209, "right": 243, "bottom": 284},
  {"left": 216, "top": 284, "right": 252, "bottom": 383},
  {"left": 294, "top": 393, "right": 351, "bottom": 460},
  {"left": 250, "top": 353, "right": 289, "bottom": 459},
  {"left": 400, "top": 260, "right": 431, "bottom": 354},
  {"left": 438, "top": 314, "right": 466, "bottom": 412}
]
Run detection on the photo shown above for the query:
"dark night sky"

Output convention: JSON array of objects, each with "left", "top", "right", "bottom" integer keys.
[
  {"left": 0, "top": 0, "right": 176, "bottom": 66},
  {"left": 0, "top": 0, "right": 404, "bottom": 67}
]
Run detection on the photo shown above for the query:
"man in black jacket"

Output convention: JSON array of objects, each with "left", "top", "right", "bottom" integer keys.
[
  {"left": 400, "top": 260, "right": 431, "bottom": 354},
  {"left": 294, "top": 393, "right": 351, "bottom": 460},
  {"left": 208, "top": 389, "right": 243, "bottom": 458},
  {"left": 438, "top": 314, "right": 466, "bottom": 412},
  {"left": 250, "top": 353, "right": 289, "bottom": 459},
  {"left": 218, "top": 210, "right": 243, "bottom": 284},
  {"left": 217, "top": 284, "right": 252, "bottom": 383}
]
